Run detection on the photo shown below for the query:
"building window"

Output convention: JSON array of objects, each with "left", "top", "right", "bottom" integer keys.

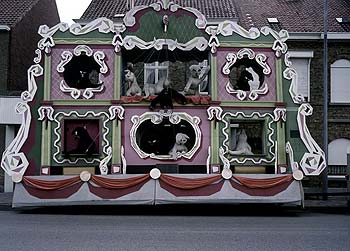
[
  {"left": 289, "top": 51, "right": 313, "bottom": 101},
  {"left": 229, "top": 121, "right": 265, "bottom": 156},
  {"left": 331, "top": 59, "right": 350, "bottom": 103},
  {"left": 144, "top": 61, "right": 169, "bottom": 85},
  {"left": 328, "top": 138, "right": 350, "bottom": 175}
]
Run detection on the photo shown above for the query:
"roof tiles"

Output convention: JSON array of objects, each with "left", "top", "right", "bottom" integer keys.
[
  {"left": 0, "top": 0, "right": 40, "bottom": 27},
  {"left": 81, "top": 0, "right": 350, "bottom": 32}
]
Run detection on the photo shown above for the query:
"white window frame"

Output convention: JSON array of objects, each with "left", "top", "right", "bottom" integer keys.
[
  {"left": 144, "top": 61, "right": 169, "bottom": 85},
  {"left": 330, "top": 59, "right": 350, "bottom": 104},
  {"left": 289, "top": 51, "right": 314, "bottom": 102}
]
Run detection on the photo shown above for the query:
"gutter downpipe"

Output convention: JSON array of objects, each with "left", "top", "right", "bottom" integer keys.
[{"left": 322, "top": 0, "right": 329, "bottom": 199}]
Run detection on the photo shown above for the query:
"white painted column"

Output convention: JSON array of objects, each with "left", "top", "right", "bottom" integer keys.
[{"left": 4, "top": 125, "right": 15, "bottom": 192}]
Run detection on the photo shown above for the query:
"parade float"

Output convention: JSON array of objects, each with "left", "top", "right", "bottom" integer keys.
[{"left": 1, "top": 0, "right": 326, "bottom": 207}]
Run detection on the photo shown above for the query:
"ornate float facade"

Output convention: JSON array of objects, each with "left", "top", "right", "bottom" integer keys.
[{"left": 1, "top": 1, "right": 326, "bottom": 207}]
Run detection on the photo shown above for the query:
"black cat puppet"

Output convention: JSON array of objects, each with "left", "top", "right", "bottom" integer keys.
[
  {"left": 65, "top": 126, "right": 97, "bottom": 156},
  {"left": 149, "top": 81, "right": 187, "bottom": 110}
]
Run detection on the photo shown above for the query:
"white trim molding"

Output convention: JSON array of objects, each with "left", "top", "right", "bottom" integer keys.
[
  {"left": 222, "top": 48, "right": 271, "bottom": 101},
  {"left": 221, "top": 111, "right": 275, "bottom": 165},
  {"left": 56, "top": 45, "right": 108, "bottom": 100},
  {"left": 130, "top": 111, "right": 202, "bottom": 160},
  {"left": 297, "top": 103, "right": 326, "bottom": 176}
]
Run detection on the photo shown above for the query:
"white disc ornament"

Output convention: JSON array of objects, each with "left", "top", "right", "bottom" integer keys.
[
  {"left": 221, "top": 168, "right": 233, "bottom": 180},
  {"left": 12, "top": 173, "right": 23, "bottom": 183},
  {"left": 292, "top": 169, "right": 304, "bottom": 181},
  {"left": 150, "top": 168, "right": 161, "bottom": 179},
  {"left": 80, "top": 171, "right": 91, "bottom": 182}
]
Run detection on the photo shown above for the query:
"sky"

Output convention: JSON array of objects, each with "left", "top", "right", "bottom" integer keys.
[{"left": 55, "top": 0, "right": 93, "bottom": 25}]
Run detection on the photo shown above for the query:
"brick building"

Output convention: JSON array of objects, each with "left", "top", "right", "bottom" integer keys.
[{"left": 0, "top": 0, "right": 60, "bottom": 191}]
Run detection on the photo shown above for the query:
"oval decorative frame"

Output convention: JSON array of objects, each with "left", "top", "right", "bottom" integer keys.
[
  {"left": 56, "top": 45, "right": 108, "bottom": 100},
  {"left": 222, "top": 48, "right": 271, "bottom": 101},
  {"left": 130, "top": 111, "right": 202, "bottom": 160}
]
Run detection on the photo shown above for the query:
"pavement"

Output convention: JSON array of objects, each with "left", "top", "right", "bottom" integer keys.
[{"left": 0, "top": 192, "right": 349, "bottom": 209}]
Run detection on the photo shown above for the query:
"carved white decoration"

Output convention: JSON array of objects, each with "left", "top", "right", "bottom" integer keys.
[
  {"left": 130, "top": 112, "right": 201, "bottom": 160},
  {"left": 56, "top": 45, "right": 108, "bottom": 100},
  {"left": 22, "top": 65, "right": 43, "bottom": 102},
  {"left": 108, "top": 106, "right": 125, "bottom": 121},
  {"left": 284, "top": 52, "right": 293, "bottom": 67},
  {"left": 297, "top": 103, "right": 326, "bottom": 176},
  {"left": 59, "top": 81, "right": 81, "bottom": 100},
  {"left": 273, "top": 108, "right": 287, "bottom": 122},
  {"left": 286, "top": 142, "right": 299, "bottom": 172},
  {"left": 206, "top": 146, "right": 211, "bottom": 174},
  {"left": 248, "top": 82, "right": 269, "bottom": 101},
  {"left": 205, "top": 20, "right": 260, "bottom": 53},
  {"left": 1, "top": 64, "right": 43, "bottom": 177},
  {"left": 222, "top": 111, "right": 275, "bottom": 164},
  {"left": 283, "top": 67, "right": 305, "bottom": 104},
  {"left": 38, "top": 106, "right": 54, "bottom": 121},
  {"left": 219, "top": 147, "right": 230, "bottom": 169},
  {"left": 260, "top": 27, "right": 289, "bottom": 58},
  {"left": 99, "top": 146, "right": 112, "bottom": 175},
  {"left": 82, "top": 85, "right": 105, "bottom": 99},
  {"left": 52, "top": 110, "right": 111, "bottom": 165},
  {"left": 1, "top": 103, "right": 31, "bottom": 177},
  {"left": 34, "top": 49, "right": 42, "bottom": 64},
  {"left": 37, "top": 23, "right": 69, "bottom": 53},
  {"left": 222, "top": 48, "right": 271, "bottom": 101},
  {"left": 207, "top": 106, "right": 223, "bottom": 121},
  {"left": 56, "top": 51, "right": 73, "bottom": 73},
  {"left": 124, "top": 1, "right": 206, "bottom": 29},
  {"left": 205, "top": 26, "right": 220, "bottom": 53},
  {"left": 70, "top": 17, "right": 123, "bottom": 35},
  {"left": 112, "top": 33, "right": 124, "bottom": 53},
  {"left": 121, "top": 145, "right": 127, "bottom": 174},
  {"left": 123, "top": 36, "right": 208, "bottom": 51}
]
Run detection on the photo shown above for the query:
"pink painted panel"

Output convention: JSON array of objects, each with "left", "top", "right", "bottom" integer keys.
[
  {"left": 123, "top": 107, "right": 210, "bottom": 165},
  {"left": 216, "top": 48, "right": 276, "bottom": 101},
  {"left": 50, "top": 45, "right": 115, "bottom": 100}
]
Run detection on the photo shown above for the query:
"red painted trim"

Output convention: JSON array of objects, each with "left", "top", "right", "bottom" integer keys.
[{"left": 159, "top": 180, "right": 224, "bottom": 197}]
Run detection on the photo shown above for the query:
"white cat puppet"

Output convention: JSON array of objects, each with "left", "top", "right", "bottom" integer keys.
[
  {"left": 125, "top": 69, "right": 142, "bottom": 96},
  {"left": 143, "top": 76, "right": 168, "bottom": 98},
  {"left": 228, "top": 129, "right": 254, "bottom": 155},
  {"left": 183, "top": 64, "right": 210, "bottom": 95},
  {"left": 245, "top": 67, "right": 260, "bottom": 91},
  {"left": 169, "top": 133, "right": 190, "bottom": 160}
]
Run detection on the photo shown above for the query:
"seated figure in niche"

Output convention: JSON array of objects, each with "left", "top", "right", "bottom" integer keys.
[
  {"left": 169, "top": 133, "right": 190, "bottom": 160},
  {"left": 65, "top": 126, "right": 97, "bottom": 156},
  {"left": 64, "top": 55, "right": 103, "bottom": 89},
  {"left": 143, "top": 75, "right": 167, "bottom": 98},
  {"left": 235, "top": 67, "right": 261, "bottom": 91},
  {"left": 183, "top": 63, "right": 210, "bottom": 95},
  {"left": 125, "top": 62, "right": 142, "bottom": 96},
  {"left": 228, "top": 129, "right": 254, "bottom": 155}
]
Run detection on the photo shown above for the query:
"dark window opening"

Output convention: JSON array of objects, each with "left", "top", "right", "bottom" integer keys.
[
  {"left": 63, "top": 54, "right": 101, "bottom": 89},
  {"left": 230, "top": 121, "right": 265, "bottom": 155},
  {"left": 136, "top": 118, "right": 196, "bottom": 156},
  {"left": 229, "top": 57, "right": 265, "bottom": 91},
  {"left": 62, "top": 119, "right": 100, "bottom": 157}
]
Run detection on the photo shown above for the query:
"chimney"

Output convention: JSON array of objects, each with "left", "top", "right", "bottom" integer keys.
[{"left": 127, "top": 0, "right": 135, "bottom": 10}]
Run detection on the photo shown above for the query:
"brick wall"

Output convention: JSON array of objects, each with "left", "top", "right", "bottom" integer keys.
[
  {"left": 0, "top": 32, "right": 10, "bottom": 95},
  {"left": 288, "top": 40, "right": 350, "bottom": 148},
  {"left": 8, "top": 0, "right": 60, "bottom": 93}
]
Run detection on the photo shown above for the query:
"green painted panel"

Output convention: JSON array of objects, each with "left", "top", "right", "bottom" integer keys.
[{"left": 124, "top": 10, "right": 208, "bottom": 43}]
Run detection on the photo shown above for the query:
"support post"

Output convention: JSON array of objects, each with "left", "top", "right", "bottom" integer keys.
[
  {"left": 4, "top": 125, "right": 15, "bottom": 192},
  {"left": 322, "top": 0, "right": 329, "bottom": 200}
]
